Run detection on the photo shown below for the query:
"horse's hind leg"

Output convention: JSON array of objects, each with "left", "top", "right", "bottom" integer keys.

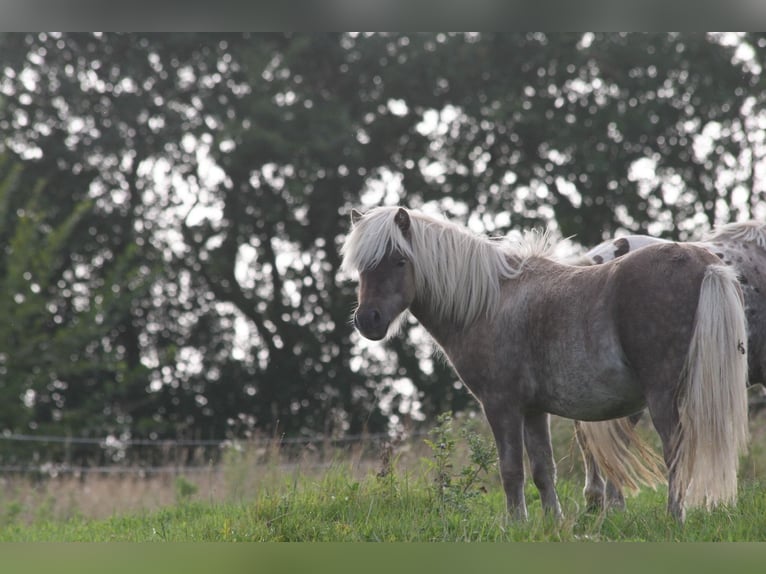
[
  {"left": 524, "top": 412, "right": 563, "bottom": 518},
  {"left": 605, "top": 411, "right": 644, "bottom": 509},
  {"left": 575, "top": 413, "right": 644, "bottom": 511},
  {"left": 644, "top": 392, "right": 685, "bottom": 521},
  {"left": 574, "top": 420, "right": 607, "bottom": 511},
  {"left": 604, "top": 480, "right": 626, "bottom": 509}
]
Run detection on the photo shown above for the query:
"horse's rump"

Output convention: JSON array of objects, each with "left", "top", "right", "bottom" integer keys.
[
  {"left": 610, "top": 243, "right": 714, "bottom": 377},
  {"left": 584, "top": 242, "right": 748, "bottom": 512}
]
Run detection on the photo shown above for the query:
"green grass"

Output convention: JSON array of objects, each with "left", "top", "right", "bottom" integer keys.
[
  {"left": 1, "top": 463, "right": 766, "bottom": 542},
  {"left": 2, "top": 409, "right": 766, "bottom": 542}
]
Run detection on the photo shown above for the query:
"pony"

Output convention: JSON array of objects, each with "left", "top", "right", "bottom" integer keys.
[
  {"left": 575, "top": 221, "right": 766, "bottom": 511},
  {"left": 341, "top": 206, "right": 749, "bottom": 522}
]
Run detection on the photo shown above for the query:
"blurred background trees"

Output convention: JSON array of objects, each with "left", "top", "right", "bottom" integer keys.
[{"left": 0, "top": 33, "right": 764, "bottom": 448}]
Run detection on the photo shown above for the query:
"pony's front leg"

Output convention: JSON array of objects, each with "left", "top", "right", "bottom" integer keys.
[
  {"left": 524, "top": 412, "right": 563, "bottom": 518},
  {"left": 485, "top": 405, "right": 527, "bottom": 520}
]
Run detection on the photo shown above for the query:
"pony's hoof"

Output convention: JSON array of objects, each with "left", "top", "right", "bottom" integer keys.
[{"left": 584, "top": 492, "right": 605, "bottom": 513}]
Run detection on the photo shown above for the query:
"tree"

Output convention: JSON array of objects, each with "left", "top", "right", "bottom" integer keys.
[
  {"left": 0, "top": 153, "right": 159, "bottom": 464},
  {"left": 1, "top": 33, "right": 764, "bottom": 445}
]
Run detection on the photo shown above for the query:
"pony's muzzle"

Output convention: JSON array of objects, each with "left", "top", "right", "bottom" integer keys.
[{"left": 354, "top": 307, "right": 386, "bottom": 340}]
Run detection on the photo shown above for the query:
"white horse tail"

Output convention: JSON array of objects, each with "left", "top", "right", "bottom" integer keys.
[
  {"left": 576, "top": 418, "right": 665, "bottom": 495},
  {"left": 672, "top": 263, "right": 749, "bottom": 511}
]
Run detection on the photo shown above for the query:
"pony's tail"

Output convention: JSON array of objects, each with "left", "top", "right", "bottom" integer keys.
[
  {"left": 576, "top": 418, "right": 665, "bottom": 497},
  {"left": 672, "top": 264, "right": 749, "bottom": 511}
]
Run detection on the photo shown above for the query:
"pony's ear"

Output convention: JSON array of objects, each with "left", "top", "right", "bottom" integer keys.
[
  {"left": 350, "top": 209, "right": 363, "bottom": 226},
  {"left": 394, "top": 208, "right": 410, "bottom": 234}
]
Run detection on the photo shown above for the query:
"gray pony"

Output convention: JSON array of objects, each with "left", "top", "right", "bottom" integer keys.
[{"left": 342, "top": 206, "right": 749, "bottom": 522}]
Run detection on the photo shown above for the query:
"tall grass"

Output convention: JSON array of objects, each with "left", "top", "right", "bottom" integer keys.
[
  {"left": 2, "top": 462, "right": 766, "bottom": 541},
  {"left": 1, "top": 407, "right": 766, "bottom": 541}
]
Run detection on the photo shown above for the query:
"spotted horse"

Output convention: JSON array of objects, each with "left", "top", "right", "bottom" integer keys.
[{"left": 574, "top": 221, "right": 766, "bottom": 512}]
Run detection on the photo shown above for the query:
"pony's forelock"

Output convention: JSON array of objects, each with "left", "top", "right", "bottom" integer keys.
[{"left": 341, "top": 206, "right": 414, "bottom": 274}]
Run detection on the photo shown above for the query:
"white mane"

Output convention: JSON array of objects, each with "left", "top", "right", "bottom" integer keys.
[
  {"left": 707, "top": 220, "right": 766, "bottom": 248},
  {"left": 341, "top": 206, "right": 554, "bottom": 327}
]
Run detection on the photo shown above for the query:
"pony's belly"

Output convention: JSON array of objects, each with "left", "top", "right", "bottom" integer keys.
[
  {"left": 539, "top": 370, "right": 645, "bottom": 421},
  {"left": 552, "top": 396, "right": 646, "bottom": 421}
]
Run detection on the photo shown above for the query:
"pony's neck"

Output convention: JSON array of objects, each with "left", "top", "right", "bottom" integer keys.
[
  {"left": 409, "top": 296, "right": 466, "bottom": 354},
  {"left": 407, "top": 218, "right": 524, "bottom": 330},
  {"left": 409, "top": 248, "right": 523, "bottom": 339}
]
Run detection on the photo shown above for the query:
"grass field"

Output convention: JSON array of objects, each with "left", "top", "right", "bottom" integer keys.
[{"left": 2, "top": 406, "right": 766, "bottom": 542}]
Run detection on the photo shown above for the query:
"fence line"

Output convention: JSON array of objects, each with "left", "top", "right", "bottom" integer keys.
[
  {"left": 0, "top": 432, "right": 432, "bottom": 477},
  {"left": 0, "top": 461, "right": 340, "bottom": 476},
  {"left": 0, "top": 464, "right": 219, "bottom": 475},
  {"left": 0, "top": 430, "right": 433, "bottom": 477},
  {"left": 1, "top": 434, "right": 222, "bottom": 446},
  {"left": 0, "top": 430, "right": 429, "bottom": 448}
]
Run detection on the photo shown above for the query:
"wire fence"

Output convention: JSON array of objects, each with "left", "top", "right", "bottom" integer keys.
[
  {"left": 0, "top": 430, "right": 428, "bottom": 447},
  {"left": 0, "top": 429, "right": 432, "bottom": 477},
  {"left": 4, "top": 390, "right": 765, "bottom": 478}
]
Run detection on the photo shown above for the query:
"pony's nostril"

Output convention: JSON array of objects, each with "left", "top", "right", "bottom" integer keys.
[{"left": 372, "top": 309, "right": 381, "bottom": 324}]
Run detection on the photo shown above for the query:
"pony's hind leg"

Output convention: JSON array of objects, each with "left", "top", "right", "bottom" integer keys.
[
  {"left": 604, "top": 412, "right": 646, "bottom": 510},
  {"left": 575, "top": 413, "right": 644, "bottom": 512},
  {"left": 652, "top": 264, "right": 749, "bottom": 522},
  {"left": 524, "top": 412, "right": 563, "bottom": 518},
  {"left": 485, "top": 405, "right": 528, "bottom": 520},
  {"left": 644, "top": 392, "right": 685, "bottom": 521},
  {"left": 574, "top": 420, "right": 607, "bottom": 511},
  {"left": 604, "top": 480, "right": 626, "bottom": 509}
]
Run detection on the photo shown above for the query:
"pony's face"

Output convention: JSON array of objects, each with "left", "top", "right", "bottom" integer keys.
[{"left": 354, "top": 249, "right": 416, "bottom": 341}]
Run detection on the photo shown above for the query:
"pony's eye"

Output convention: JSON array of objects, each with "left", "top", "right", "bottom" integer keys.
[{"left": 397, "top": 258, "right": 407, "bottom": 267}]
